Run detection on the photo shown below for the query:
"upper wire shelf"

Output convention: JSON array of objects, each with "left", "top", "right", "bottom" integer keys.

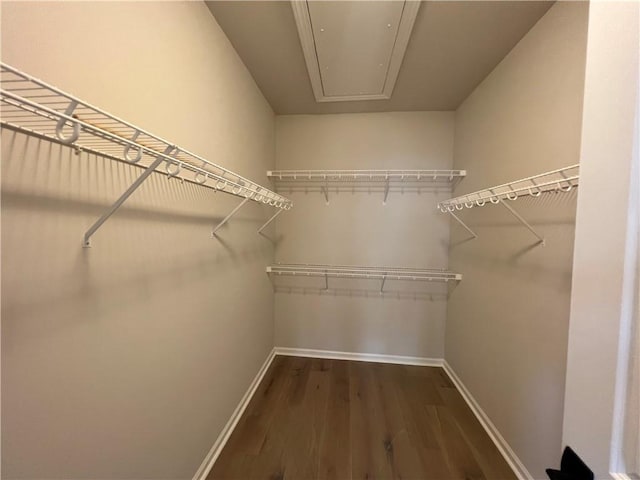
[
  {"left": 438, "top": 164, "right": 578, "bottom": 210},
  {"left": 268, "top": 169, "right": 466, "bottom": 204},
  {"left": 438, "top": 164, "right": 579, "bottom": 245},
  {"left": 268, "top": 169, "right": 466, "bottom": 182},
  {"left": 0, "top": 63, "right": 292, "bottom": 245}
]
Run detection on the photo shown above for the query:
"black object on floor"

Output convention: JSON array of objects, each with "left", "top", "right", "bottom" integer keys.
[{"left": 546, "top": 446, "right": 594, "bottom": 480}]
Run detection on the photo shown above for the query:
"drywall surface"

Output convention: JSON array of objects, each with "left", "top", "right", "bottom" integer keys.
[
  {"left": 274, "top": 112, "right": 454, "bottom": 358},
  {"left": 562, "top": 2, "right": 640, "bottom": 477},
  {"left": 1, "top": 2, "right": 276, "bottom": 478},
  {"left": 446, "top": 3, "right": 588, "bottom": 478}
]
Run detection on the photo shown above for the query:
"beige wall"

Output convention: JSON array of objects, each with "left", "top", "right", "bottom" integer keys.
[
  {"left": 273, "top": 112, "right": 454, "bottom": 358},
  {"left": 446, "top": 3, "right": 588, "bottom": 479},
  {"left": 1, "top": 2, "right": 276, "bottom": 478},
  {"left": 562, "top": 2, "right": 640, "bottom": 477}
]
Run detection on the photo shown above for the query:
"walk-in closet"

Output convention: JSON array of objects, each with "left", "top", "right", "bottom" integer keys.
[{"left": 1, "top": 2, "right": 638, "bottom": 480}]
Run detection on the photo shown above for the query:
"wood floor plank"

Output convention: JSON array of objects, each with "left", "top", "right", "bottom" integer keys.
[
  {"left": 349, "top": 361, "right": 378, "bottom": 480},
  {"left": 318, "top": 360, "right": 351, "bottom": 480},
  {"left": 283, "top": 368, "right": 331, "bottom": 479},
  {"left": 400, "top": 373, "right": 446, "bottom": 406},
  {"left": 371, "top": 364, "right": 424, "bottom": 480},
  {"left": 351, "top": 361, "right": 402, "bottom": 480},
  {"left": 391, "top": 365, "right": 457, "bottom": 479},
  {"left": 232, "top": 356, "right": 292, "bottom": 455},
  {"left": 209, "top": 356, "right": 289, "bottom": 478},
  {"left": 287, "top": 356, "right": 312, "bottom": 406},
  {"left": 438, "top": 386, "right": 517, "bottom": 479},
  {"left": 426, "top": 404, "right": 487, "bottom": 480},
  {"left": 432, "top": 368, "right": 456, "bottom": 389},
  {"left": 210, "top": 357, "right": 519, "bottom": 480},
  {"left": 394, "top": 372, "right": 442, "bottom": 451},
  {"left": 245, "top": 357, "right": 305, "bottom": 480}
]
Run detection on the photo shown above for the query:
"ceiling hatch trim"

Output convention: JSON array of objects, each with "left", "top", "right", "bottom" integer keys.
[{"left": 291, "top": 0, "right": 421, "bottom": 103}]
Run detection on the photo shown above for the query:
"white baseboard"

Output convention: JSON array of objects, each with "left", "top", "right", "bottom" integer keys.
[
  {"left": 192, "top": 348, "right": 277, "bottom": 480},
  {"left": 442, "top": 360, "right": 533, "bottom": 480},
  {"left": 274, "top": 346, "right": 444, "bottom": 367}
]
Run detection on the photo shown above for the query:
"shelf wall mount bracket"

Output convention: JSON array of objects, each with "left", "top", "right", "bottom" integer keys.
[
  {"left": 383, "top": 178, "right": 390, "bottom": 205},
  {"left": 448, "top": 210, "right": 477, "bottom": 239},
  {"left": 320, "top": 180, "right": 329, "bottom": 205},
  {"left": 499, "top": 199, "right": 546, "bottom": 246},
  {"left": 257, "top": 209, "right": 283, "bottom": 235},
  {"left": 212, "top": 197, "right": 250, "bottom": 237},
  {"left": 82, "top": 145, "right": 177, "bottom": 247}
]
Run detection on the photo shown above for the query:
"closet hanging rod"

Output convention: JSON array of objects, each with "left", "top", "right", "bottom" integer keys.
[
  {"left": 268, "top": 169, "right": 467, "bottom": 181},
  {"left": 0, "top": 63, "right": 292, "bottom": 245}
]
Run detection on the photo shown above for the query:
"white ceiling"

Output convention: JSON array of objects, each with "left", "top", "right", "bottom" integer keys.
[{"left": 206, "top": 1, "right": 554, "bottom": 114}]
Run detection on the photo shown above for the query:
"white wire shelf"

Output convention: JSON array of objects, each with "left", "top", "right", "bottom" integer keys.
[
  {"left": 0, "top": 63, "right": 292, "bottom": 246},
  {"left": 267, "top": 263, "right": 461, "bottom": 293},
  {"left": 268, "top": 169, "right": 466, "bottom": 204},
  {"left": 438, "top": 164, "right": 579, "bottom": 244},
  {"left": 268, "top": 169, "right": 466, "bottom": 182}
]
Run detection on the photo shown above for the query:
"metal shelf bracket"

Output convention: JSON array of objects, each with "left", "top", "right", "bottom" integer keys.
[
  {"left": 212, "top": 197, "right": 250, "bottom": 236},
  {"left": 83, "top": 145, "right": 176, "bottom": 247},
  {"left": 499, "top": 199, "right": 546, "bottom": 246},
  {"left": 383, "top": 178, "right": 390, "bottom": 205},
  {"left": 448, "top": 210, "right": 477, "bottom": 239},
  {"left": 321, "top": 181, "right": 329, "bottom": 205},
  {"left": 257, "top": 209, "right": 283, "bottom": 235}
]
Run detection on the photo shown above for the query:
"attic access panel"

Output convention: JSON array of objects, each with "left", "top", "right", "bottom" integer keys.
[{"left": 292, "top": 1, "right": 420, "bottom": 103}]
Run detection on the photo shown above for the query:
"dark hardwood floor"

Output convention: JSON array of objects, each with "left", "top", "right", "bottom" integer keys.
[{"left": 208, "top": 355, "right": 517, "bottom": 480}]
